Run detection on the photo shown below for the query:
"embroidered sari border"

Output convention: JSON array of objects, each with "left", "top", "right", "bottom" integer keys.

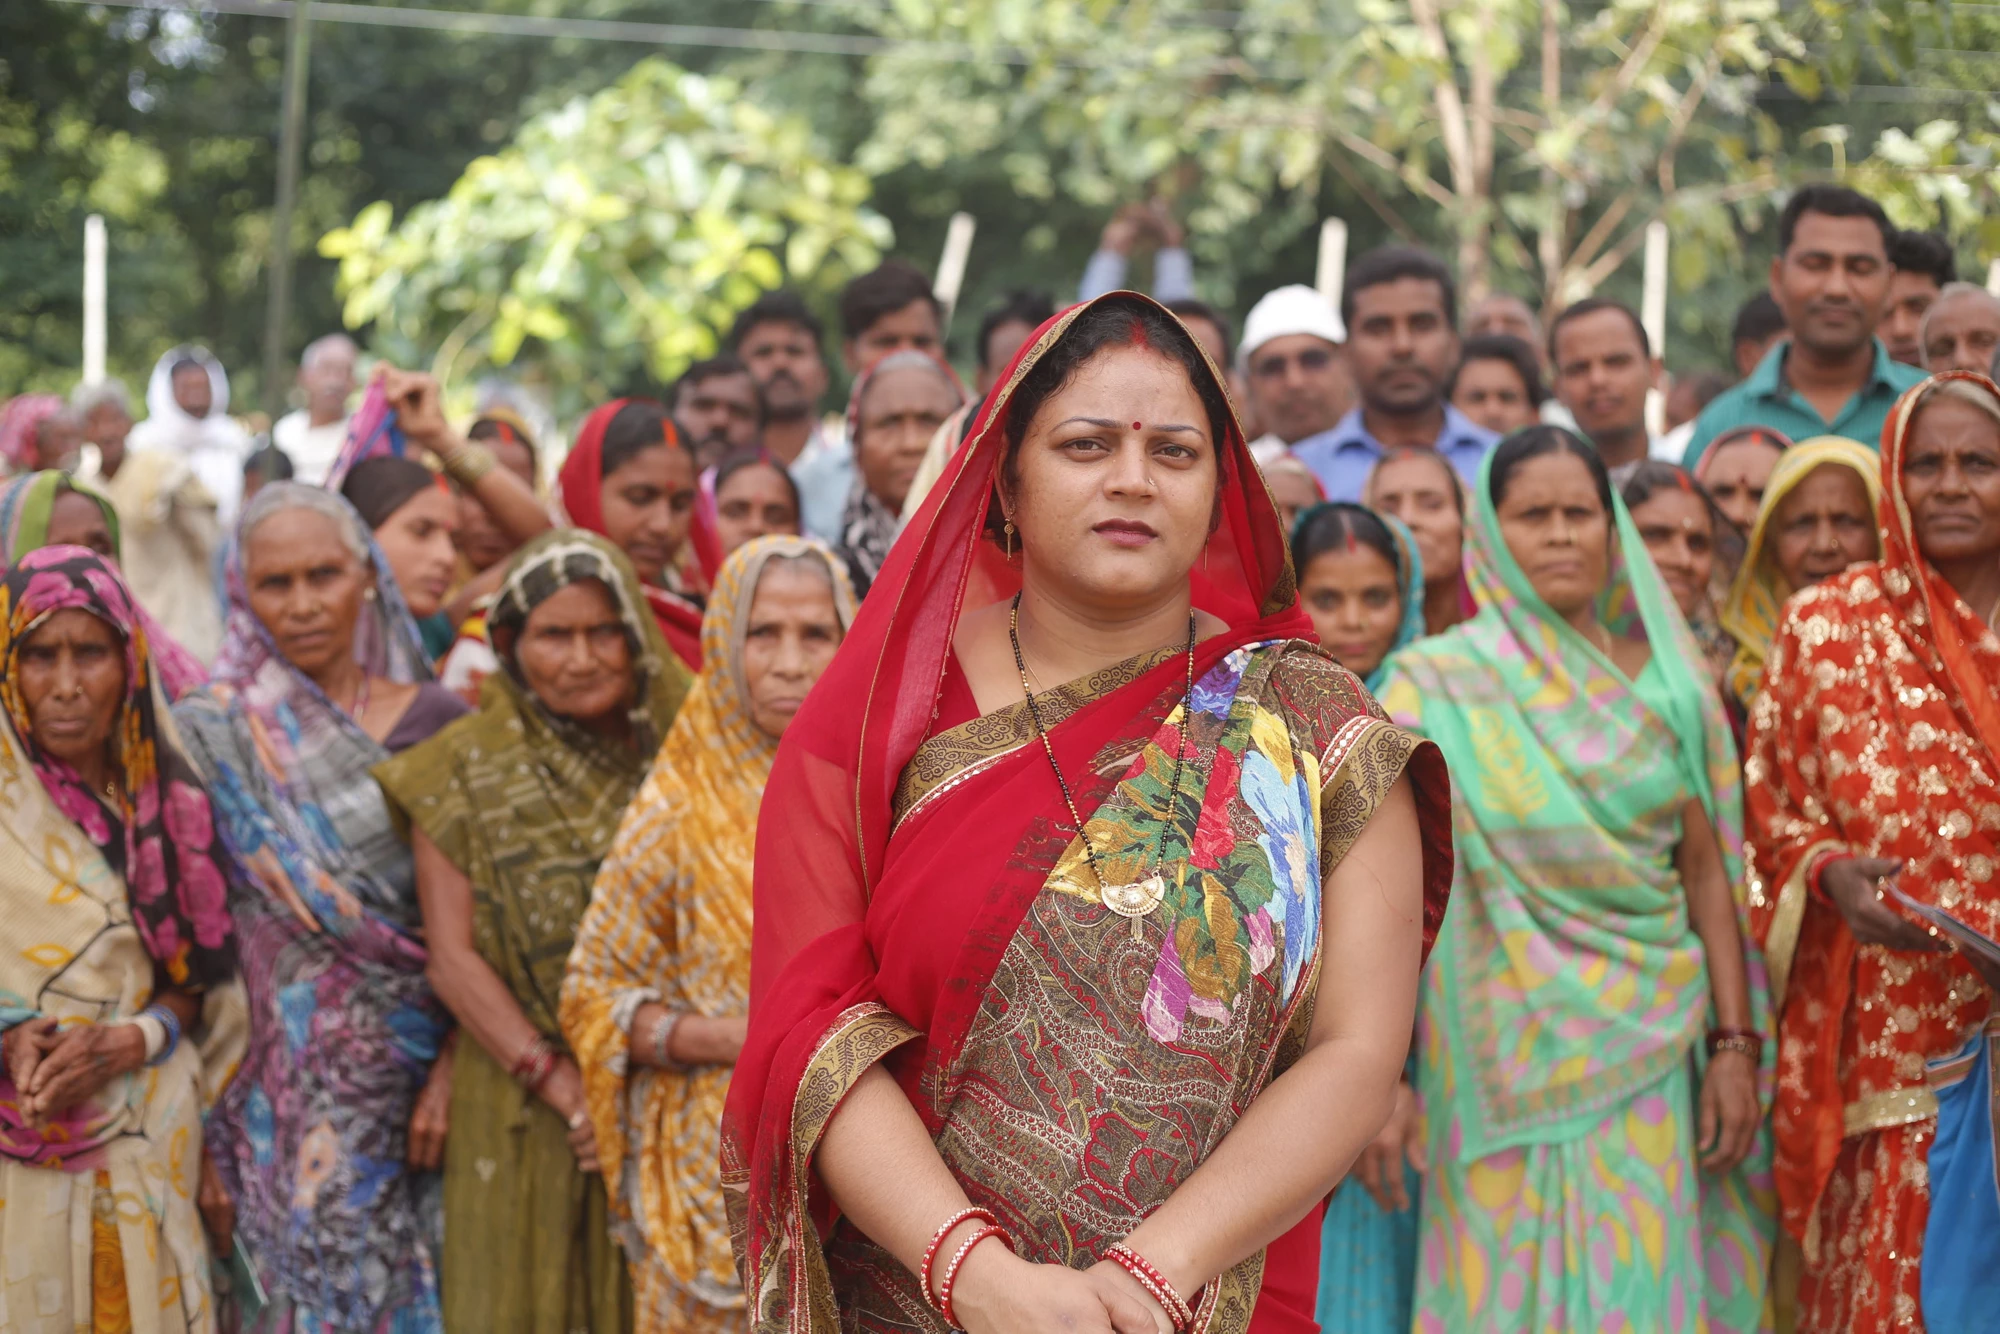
[
  {"left": 1763, "top": 837, "right": 1843, "bottom": 1010},
  {"left": 1843, "top": 1086, "right": 1939, "bottom": 1137}
]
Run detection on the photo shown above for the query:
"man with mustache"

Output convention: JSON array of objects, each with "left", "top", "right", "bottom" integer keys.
[
  {"left": 1684, "top": 186, "right": 1925, "bottom": 469},
  {"left": 729, "top": 290, "right": 839, "bottom": 539},
  {"left": 1291, "top": 244, "right": 1498, "bottom": 502},
  {"left": 672, "top": 354, "right": 764, "bottom": 471}
]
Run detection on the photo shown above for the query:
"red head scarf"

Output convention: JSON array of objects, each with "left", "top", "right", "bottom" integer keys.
[{"left": 557, "top": 398, "right": 708, "bottom": 668}]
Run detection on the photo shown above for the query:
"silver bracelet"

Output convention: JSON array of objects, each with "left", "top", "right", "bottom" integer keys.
[{"left": 649, "top": 1010, "right": 685, "bottom": 1070}]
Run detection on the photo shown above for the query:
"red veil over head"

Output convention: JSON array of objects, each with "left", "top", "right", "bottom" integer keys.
[
  {"left": 744, "top": 291, "right": 1307, "bottom": 1005},
  {"left": 723, "top": 294, "right": 1318, "bottom": 1323},
  {"left": 556, "top": 397, "right": 710, "bottom": 669}
]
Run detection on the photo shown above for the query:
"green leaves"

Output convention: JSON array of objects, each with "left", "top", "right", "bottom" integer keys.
[{"left": 323, "top": 58, "right": 888, "bottom": 416}]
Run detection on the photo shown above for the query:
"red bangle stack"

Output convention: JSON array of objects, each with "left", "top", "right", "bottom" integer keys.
[
  {"left": 1105, "top": 1242, "right": 1196, "bottom": 1331},
  {"left": 1806, "top": 849, "right": 1847, "bottom": 901},
  {"left": 920, "top": 1207, "right": 997, "bottom": 1310},
  {"left": 510, "top": 1034, "right": 557, "bottom": 1093}
]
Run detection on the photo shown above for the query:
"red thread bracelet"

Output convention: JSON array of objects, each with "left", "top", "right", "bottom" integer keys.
[
  {"left": 937, "top": 1223, "right": 1011, "bottom": 1327},
  {"left": 921, "top": 1207, "right": 998, "bottom": 1312},
  {"left": 1105, "top": 1243, "right": 1195, "bottom": 1331}
]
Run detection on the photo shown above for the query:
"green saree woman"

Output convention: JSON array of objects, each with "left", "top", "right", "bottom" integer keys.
[{"left": 1375, "top": 428, "right": 1776, "bottom": 1332}]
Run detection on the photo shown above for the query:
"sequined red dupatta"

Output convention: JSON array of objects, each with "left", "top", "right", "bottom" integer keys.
[{"left": 722, "top": 293, "right": 1309, "bottom": 1327}]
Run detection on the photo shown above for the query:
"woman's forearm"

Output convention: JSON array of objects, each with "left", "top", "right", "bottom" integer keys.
[
  {"left": 446, "top": 438, "right": 550, "bottom": 545},
  {"left": 627, "top": 1002, "right": 743, "bottom": 1068},
  {"left": 816, "top": 1064, "right": 979, "bottom": 1277},
  {"left": 1679, "top": 799, "right": 1753, "bottom": 1030},
  {"left": 426, "top": 945, "right": 543, "bottom": 1073},
  {"left": 1121, "top": 1027, "right": 1406, "bottom": 1300}
]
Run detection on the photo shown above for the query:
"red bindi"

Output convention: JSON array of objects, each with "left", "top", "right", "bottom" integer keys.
[{"left": 1132, "top": 421, "right": 1143, "bottom": 431}]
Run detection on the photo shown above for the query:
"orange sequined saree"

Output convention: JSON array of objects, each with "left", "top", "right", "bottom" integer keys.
[{"left": 1745, "top": 372, "right": 2000, "bottom": 1329}]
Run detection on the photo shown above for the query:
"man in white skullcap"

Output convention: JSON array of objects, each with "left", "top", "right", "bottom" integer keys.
[{"left": 1237, "top": 285, "right": 1354, "bottom": 467}]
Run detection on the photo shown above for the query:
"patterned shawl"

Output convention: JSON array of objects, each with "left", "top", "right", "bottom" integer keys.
[
  {"left": 1744, "top": 371, "right": 2000, "bottom": 1248},
  {"left": 1375, "top": 443, "right": 1773, "bottom": 1325},
  {"left": 374, "top": 527, "right": 690, "bottom": 1038},
  {"left": 169, "top": 483, "right": 449, "bottom": 1328},
  {"left": 1718, "top": 436, "right": 1883, "bottom": 708},
  {"left": 0, "top": 471, "right": 209, "bottom": 700},
  {"left": 562, "top": 535, "right": 856, "bottom": 1326},
  {"left": 0, "top": 546, "right": 234, "bottom": 999}
]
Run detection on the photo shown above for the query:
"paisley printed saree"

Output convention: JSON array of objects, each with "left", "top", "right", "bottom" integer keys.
[{"left": 720, "top": 293, "right": 1454, "bottom": 1334}]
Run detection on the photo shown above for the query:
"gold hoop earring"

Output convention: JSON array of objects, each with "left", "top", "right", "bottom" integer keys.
[{"left": 1003, "top": 520, "right": 1016, "bottom": 560}]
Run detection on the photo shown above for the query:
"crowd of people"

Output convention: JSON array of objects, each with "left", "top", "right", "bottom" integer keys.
[{"left": 0, "top": 177, "right": 1995, "bottom": 1334}]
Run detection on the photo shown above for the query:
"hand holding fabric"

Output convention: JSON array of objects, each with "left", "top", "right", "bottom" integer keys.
[{"left": 1822, "top": 857, "right": 1946, "bottom": 953}]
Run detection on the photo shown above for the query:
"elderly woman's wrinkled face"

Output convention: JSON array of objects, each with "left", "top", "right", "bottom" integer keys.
[
  {"left": 1007, "top": 344, "right": 1218, "bottom": 616},
  {"left": 16, "top": 608, "right": 126, "bottom": 771},
  {"left": 1770, "top": 463, "right": 1878, "bottom": 591},
  {"left": 44, "top": 491, "right": 117, "bottom": 561},
  {"left": 245, "top": 509, "right": 372, "bottom": 680},
  {"left": 741, "top": 559, "right": 844, "bottom": 741},
  {"left": 1494, "top": 451, "right": 1612, "bottom": 620},
  {"left": 1902, "top": 392, "right": 2000, "bottom": 573},
  {"left": 513, "top": 578, "right": 634, "bottom": 727}
]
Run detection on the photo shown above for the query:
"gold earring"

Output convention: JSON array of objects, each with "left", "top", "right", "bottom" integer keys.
[{"left": 1003, "top": 520, "right": 1016, "bottom": 559}]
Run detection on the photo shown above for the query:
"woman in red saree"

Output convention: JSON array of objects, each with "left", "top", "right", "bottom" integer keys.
[
  {"left": 721, "top": 293, "right": 1454, "bottom": 1334},
  {"left": 558, "top": 398, "right": 710, "bottom": 669},
  {"left": 1745, "top": 371, "right": 2000, "bottom": 1330}
]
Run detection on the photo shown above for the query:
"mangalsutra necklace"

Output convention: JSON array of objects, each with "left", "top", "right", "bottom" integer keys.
[{"left": 1010, "top": 592, "right": 1196, "bottom": 940}]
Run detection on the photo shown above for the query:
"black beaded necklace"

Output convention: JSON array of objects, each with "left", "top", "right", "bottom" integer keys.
[{"left": 1008, "top": 591, "right": 1197, "bottom": 939}]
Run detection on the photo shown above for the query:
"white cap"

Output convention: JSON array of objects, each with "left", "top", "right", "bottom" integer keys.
[{"left": 1237, "top": 284, "right": 1346, "bottom": 371}]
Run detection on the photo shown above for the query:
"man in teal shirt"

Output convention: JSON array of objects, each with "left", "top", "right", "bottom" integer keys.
[{"left": 1684, "top": 186, "right": 1926, "bottom": 470}]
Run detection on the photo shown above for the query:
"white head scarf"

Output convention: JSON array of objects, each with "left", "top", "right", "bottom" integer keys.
[{"left": 129, "top": 345, "right": 252, "bottom": 523}]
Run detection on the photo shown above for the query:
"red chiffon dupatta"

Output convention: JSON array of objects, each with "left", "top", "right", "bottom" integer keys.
[
  {"left": 557, "top": 398, "right": 706, "bottom": 669},
  {"left": 723, "top": 294, "right": 1319, "bottom": 1329}
]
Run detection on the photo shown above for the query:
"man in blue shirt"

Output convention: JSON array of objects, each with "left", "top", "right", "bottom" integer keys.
[
  {"left": 1683, "top": 186, "right": 1925, "bottom": 469},
  {"left": 1292, "top": 245, "right": 1497, "bottom": 502}
]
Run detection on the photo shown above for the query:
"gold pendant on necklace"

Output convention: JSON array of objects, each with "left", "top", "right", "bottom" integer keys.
[{"left": 1100, "top": 872, "right": 1168, "bottom": 940}]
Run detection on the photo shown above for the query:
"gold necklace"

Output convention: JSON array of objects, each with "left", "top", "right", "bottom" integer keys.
[{"left": 1010, "top": 594, "right": 1196, "bottom": 940}]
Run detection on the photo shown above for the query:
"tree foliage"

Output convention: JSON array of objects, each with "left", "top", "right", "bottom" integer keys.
[{"left": 322, "top": 58, "right": 888, "bottom": 415}]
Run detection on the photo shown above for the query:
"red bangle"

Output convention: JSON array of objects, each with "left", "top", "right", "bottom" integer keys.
[
  {"left": 921, "top": 1207, "right": 998, "bottom": 1311},
  {"left": 1806, "top": 850, "right": 1846, "bottom": 902},
  {"left": 1105, "top": 1242, "right": 1196, "bottom": 1331},
  {"left": 509, "top": 1035, "right": 556, "bottom": 1093},
  {"left": 937, "top": 1223, "right": 1011, "bottom": 1327}
]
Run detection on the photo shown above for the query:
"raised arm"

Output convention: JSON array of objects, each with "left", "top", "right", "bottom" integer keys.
[{"left": 378, "top": 367, "right": 551, "bottom": 547}]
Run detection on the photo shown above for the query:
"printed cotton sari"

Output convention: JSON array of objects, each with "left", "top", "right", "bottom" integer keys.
[
  {"left": 172, "top": 486, "right": 463, "bottom": 1334},
  {"left": 1376, "top": 448, "right": 1775, "bottom": 1332},
  {"left": 1718, "top": 436, "right": 1883, "bottom": 709},
  {"left": 562, "top": 535, "right": 857, "bottom": 1334},
  {"left": 376, "top": 529, "right": 690, "bottom": 1334},
  {"left": 1744, "top": 372, "right": 2000, "bottom": 1330},
  {"left": 0, "top": 547, "right": 245, "bottom": 1334},
  {"left": 0, "top": 469, "right": 209, "bottom": 698},
  {"left": 721, "top": 292, "right": 1454, "bottom": 1334}
]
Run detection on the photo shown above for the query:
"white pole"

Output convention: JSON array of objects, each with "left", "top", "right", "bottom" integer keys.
[
  {"left": 1315, "top": 218, "right": 1349, "bottom": 314},
  {"left": 933, "top": 212, "right": 977, "bottom": 334},
  {"left": 83, "top": 214, "right": 107, "bottom": 384},
  {"left": 1642, "top": 220, "right": 1668, "bottom": 439},
  {"left": 1986, "top": 257, "right": 2000, "bottom": 297}
]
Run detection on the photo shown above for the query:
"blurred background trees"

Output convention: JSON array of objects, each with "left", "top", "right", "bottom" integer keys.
[{"left": 5, "top": 0, "right": 1999, "bottom": 412}]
